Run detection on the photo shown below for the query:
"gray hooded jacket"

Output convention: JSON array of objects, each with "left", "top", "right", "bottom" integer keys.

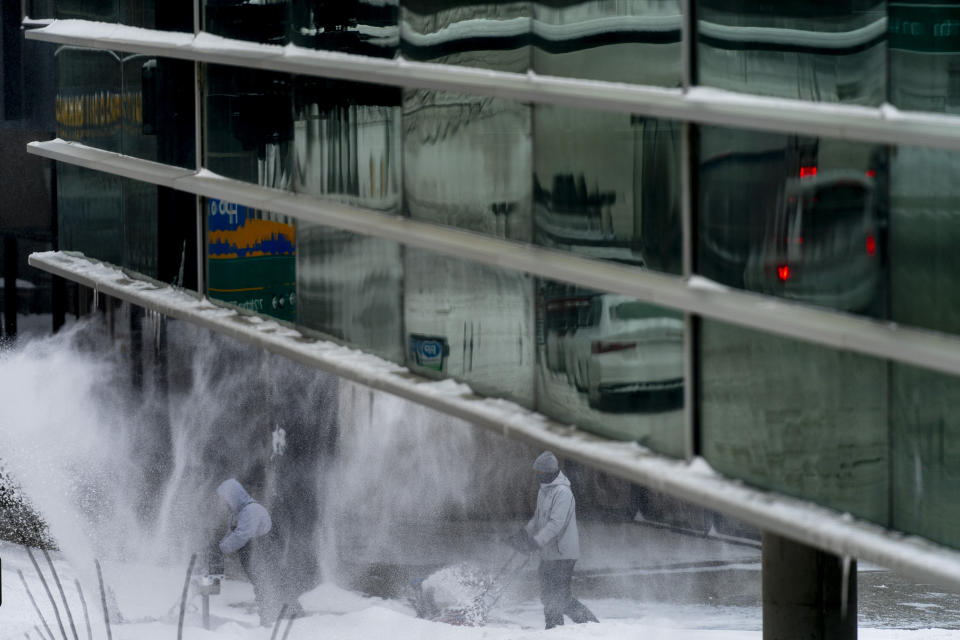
[
  {"left": 218, "top": 479, "right": 272, "bottom": 554},
  {"left": 523, "top": 471, "right": 580, "bottom": 560}
]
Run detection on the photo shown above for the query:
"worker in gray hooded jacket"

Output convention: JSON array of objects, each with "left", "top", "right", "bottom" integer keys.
[
  {"left": 512, "top": 451, "right": 598, "bottom": 629},
  {"left": 217, "top": 478, "right": 299, "bottom": 626}
]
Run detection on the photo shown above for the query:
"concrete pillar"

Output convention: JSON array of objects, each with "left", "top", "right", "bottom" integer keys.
[{"left": 763, "top": 532, "right": 856, "bottom": 640}]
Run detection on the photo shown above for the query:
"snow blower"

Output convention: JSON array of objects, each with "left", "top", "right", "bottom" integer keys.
[{"left": 410, "top": 551, "right": 532, "bottom": 626}]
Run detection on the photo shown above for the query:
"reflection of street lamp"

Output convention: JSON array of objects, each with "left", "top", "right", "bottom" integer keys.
[
  {"left": 313, "top": 1, "right": 359, "bottom": 33},
  {"left": 490, "top": 201, "right": 517, "bottom": 238},
  {"left": 631, "top": 115, "right": 644, "bottom": 251},
  {"left": 629, "top": 116, "right": 682, "bottom": 273},
  {"left": 599, "top": 191, "right": 616, "bottom": 236}
]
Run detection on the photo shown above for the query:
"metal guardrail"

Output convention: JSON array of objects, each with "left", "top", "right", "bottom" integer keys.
[
  {"left": 24, "top": 15, "right": 960, "bottom": 585},
  {"left": 27, "top": 248, "right": 960, "bottom": 591},
  {"left": 26, "top": 138, "right": 960, "bottom": 381},
  {"left": 24, "top": 19, "right": 960, "bottom": 151}
]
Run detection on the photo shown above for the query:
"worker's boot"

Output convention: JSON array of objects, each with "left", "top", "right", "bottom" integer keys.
[
  {"left": 566, "top": 598, "right": 598, "bottom": 623},
  {"left": 544, "top": 610, "right": 564, "bottom": 629}
]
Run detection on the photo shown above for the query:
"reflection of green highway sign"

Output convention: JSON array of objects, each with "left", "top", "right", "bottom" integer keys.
[
  {"left": 890, "top": 3, "right": 960, "bottom": 52},
  {"left": 207, "top": 198, "right": 296, "bottom": 322},
  {"left": 208, "top": 255, "right": 296, "bottom": 321}
]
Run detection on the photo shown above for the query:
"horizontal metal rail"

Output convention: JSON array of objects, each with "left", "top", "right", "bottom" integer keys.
[
  {"left": 25, "top": 19, "right": 960, "bottom": 151},
  {"left": 28, "top": 137, "right": 960, "bottom": 381},
  {"left": 27, "top": 249, "right": 960, "bottom": 590}
]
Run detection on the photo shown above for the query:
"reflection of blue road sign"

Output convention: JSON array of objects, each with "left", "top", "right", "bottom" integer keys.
[
  {"left": 207, "top": 198, "right": 248, "bottom": 232},
  {"left": 409, "top": 333, "right": 449, "bottom": 373}
]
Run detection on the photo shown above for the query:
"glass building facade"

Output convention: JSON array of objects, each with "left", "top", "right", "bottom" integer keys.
[{"left": 36, "top": 0, "right": 960, "bottom": 552}]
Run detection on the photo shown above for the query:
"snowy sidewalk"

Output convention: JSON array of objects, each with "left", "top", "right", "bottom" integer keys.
[{"left": 2, "top": 538, "right": 960, "bottom": 640}]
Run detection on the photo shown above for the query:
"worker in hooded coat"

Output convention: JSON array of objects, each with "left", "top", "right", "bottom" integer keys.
[
  {"left": 511, "top": 451, "right": 598, "bottom": 629},
  {"left": 217, "top": 478, "right": 299, "bottom": 626}
]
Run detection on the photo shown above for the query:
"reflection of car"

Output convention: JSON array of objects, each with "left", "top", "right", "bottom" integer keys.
[
  {"left": 543, "top": 295, "right": 593, "bottom": 374},
  {"left": 561, "top": 296, "right": 604, "bottom": 392},
  {"left": 743, "top": 170, "right": 879, "bottom": 311},
  {"left": 698, "top": 142, "right": 790, "bottom": 289},
  {"left": 584, "top": 297, "right": 684, "bottom": 410},
  {"left": 699, "top": 130, "right": 885, "bottom": 314},
  {"left": 556, "top": 294, "right": 684, "bottom": 408}
]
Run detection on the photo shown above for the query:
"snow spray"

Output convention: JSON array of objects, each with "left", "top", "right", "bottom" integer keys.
[{"left": 0, "top": 310, "right": 533, "bottom": 592}]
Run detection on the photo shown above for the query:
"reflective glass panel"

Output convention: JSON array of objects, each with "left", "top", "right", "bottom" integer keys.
[
  {"left": 291, "top": 0, "right": 399, "bottom": 57},
  {"left": 54, "top": 46, "right": 167, "bottom": 276},
  {"left": 118, "top": 0, "right": 156, "bottom": 28},
  {"left": 889, "top": 2, "right": 960, "bottom": 113},
  {"left": 56, "top": 47, "right": 122, "bottom": 153},
  {"left": 205, "top": 0, "right": 289, "bottom": 45},
  {"left": 887, "top": 145, "right": 960, "bottom": 547},
  {"left": 401, "top": 1, "right": 531, "bottom": 70},
  {"left": 56, "top": 0, "right": 160, "bottom": 26},
  {"left": 533, "top": 0, "right": 682, "bottom": 86},
  {"left": 55, "top": 0, "right": 118, "bottom": 21},
  {"left": 122, "top": 53, "right": 158, "bottom": 163},
  {"left": 534, "top": 107, "right": 681, "bottom": 273},
  {"left": 54, "top": 0, "right": 170, "bottom": 27},
  {"left": 401, "top": 3, "right": 533, "bottom": 240},
  {"left": 206, "top": 199, "right": 296, "bottom": 322},
  {"left": 26, "top": 0, "right": 55, "bottom": 19},
  {"left": 888, "top": 146, "right": 960, "bottom": 335},
  {"left": 404, "top": 249, "right": 535, "bottom": 408},
  {"left": 151, "top": 59, "right": 197, "bottom": 169},
  {"left": 293, "top": 78, "right": 402, "bottom": 212},
  {"left": 696, "top": 0, "right": 887, "bottom": 104},
  {"left": 56, "top": 48, "right": 194, "bottom": 168},
  {"left": 700, "top": 319, "right": 889, "bottom": 521},
  {"left": 57, "top": 163, "right": 123, "bottom": 265},
  {"left": 297, "top": 224, "right": 404, "bottom": 364},
  {"left": 403, "top": 91, "right": 532, "bottom": 240},
  {"left": 155, "top": 187, "right": 199, "bottom": 290},
  {"left": 891, "top": 363, "right": 960, "bottom": 548},
  {"left": 122, "top": 176, "right": 159, "bottom": 279},
  {"left": 697, "top": 126, "right": 887, "bottom": 318},
  {"left": 55, "top": 46, "right": 124, "bottom": 266},
  {"left": 205, "top": 65, "right": 293, "bottom": 190},
  {"left": 536, "top": 279, "right": 684, "bottom": 455}
]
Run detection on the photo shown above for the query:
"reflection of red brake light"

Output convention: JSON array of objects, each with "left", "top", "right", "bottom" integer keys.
[
  {"left": 800, "top": 166, "right": 817, "bottom": 178},
  {"left": 591, "top": 341, "right": 637, "bottom": 355},
  {"left": 777, "top": 265, "right": 791, "bottom": 281},
  {"left": 866, "top": 234, "right": 877, "bottom": 256}
]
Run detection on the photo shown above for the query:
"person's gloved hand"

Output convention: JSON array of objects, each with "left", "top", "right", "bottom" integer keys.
[
  {"left": 506, "top": 529, "right": 525, "bottom": 552},
  {"left": 507, "top": 529, "right": 538, "bottom": 553},
  {"left": 521, "top": 529, "right": 540, "bottom": 552}
]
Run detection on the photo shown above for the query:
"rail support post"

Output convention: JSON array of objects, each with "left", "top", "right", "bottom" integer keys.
[{"left": 763, "top": 532, "right": 857, "bottom": 640}]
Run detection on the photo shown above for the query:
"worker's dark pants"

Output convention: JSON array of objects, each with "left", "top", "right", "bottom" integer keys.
[
  {"left": 238, "top": 533, "right": 284, "bottom": 626},
  {"left": 538, "top": 559, "right": 598, "bottom": 629}
]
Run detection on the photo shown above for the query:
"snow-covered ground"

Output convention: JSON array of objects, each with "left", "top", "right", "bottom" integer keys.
[
  {"left": 2, "top": 541, "right": 959, "bottom": 640},
  {"left": 2, "top": 319, "right": 960, "bottom": 639}
]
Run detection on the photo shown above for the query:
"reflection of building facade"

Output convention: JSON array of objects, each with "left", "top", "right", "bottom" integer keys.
[
  {"left": 17, "top": 1, "right": 960, "bottom": 638},
  {"left": 698, "top": 0, "right": 886, "bottom": 104},
  {"left": 0, "top": 4, "right": 62, "bottom": 341}
]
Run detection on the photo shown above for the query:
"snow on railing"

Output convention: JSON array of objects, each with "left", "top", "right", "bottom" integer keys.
[
  {"left": 25, "top": 18, "right": 960, "bottom": 151},
  {"left": 27, "top": 249, "right": 960, "bottom": 591}
]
